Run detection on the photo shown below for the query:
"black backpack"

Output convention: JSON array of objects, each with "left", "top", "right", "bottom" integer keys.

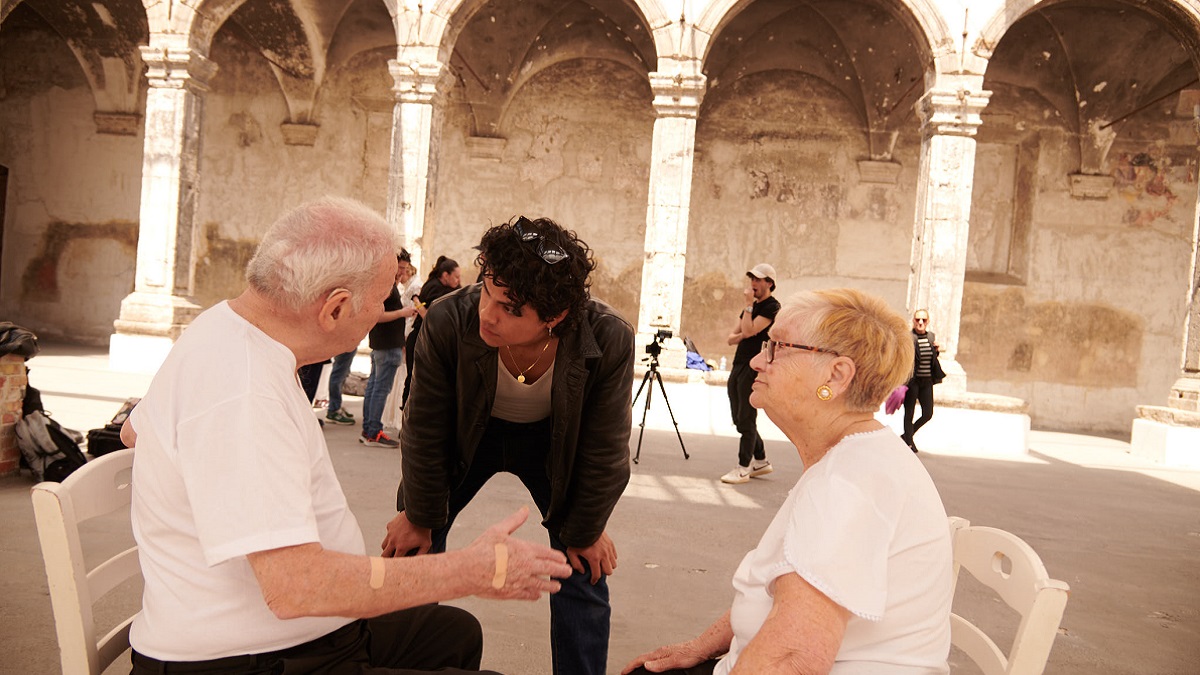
[{"left": 15, "top": 383, "right": 87, "bottom": 482}]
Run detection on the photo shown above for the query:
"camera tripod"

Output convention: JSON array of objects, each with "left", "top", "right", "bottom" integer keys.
[{"left": 632, "top": 353, "right": 689, "bottom": 464}]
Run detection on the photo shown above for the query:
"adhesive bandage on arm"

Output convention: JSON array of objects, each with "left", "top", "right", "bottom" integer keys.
[
  {"left": 492, "top": 543, "right": 508, "bottom": 589},
  {"left": 369, "top": 557, "right": 385, "bottom": 590}
]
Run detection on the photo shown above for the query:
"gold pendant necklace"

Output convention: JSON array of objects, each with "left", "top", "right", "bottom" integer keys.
[{"left": 507, "top": 336, "right": 552, "bottom": 383}]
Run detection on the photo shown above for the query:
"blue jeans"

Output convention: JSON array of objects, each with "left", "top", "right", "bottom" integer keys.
[
  {"left": 425, "top": 417, "right": 611, "bottom": 675},
  {"left": 326, "top": 350, "right": 355, "bottom": 413},
  {"left": 362, "top": 347, "right": 404, "bottom": 437}
]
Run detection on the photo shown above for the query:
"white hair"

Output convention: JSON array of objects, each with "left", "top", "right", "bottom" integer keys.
[{"left": 245, "top": 197, "right": 395, "bottom": 312}]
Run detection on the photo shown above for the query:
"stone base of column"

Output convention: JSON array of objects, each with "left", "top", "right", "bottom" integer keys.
[
  {"left": 1167, "top": 376, "right": 1199, "bottom": 412},
  {"left": 109, "top": 292, "right": 202, "bottom": 373},
  {"left": 879, "top": 390, "right": 1030, "bottom": 456},
  {"left": 1130, "top": 406, "right": 1200, "bottom": 468}
]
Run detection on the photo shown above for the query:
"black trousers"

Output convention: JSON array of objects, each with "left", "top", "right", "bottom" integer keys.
[
  {"left": 130, "top": 605, "right": 497, "bottom": 674},
  {"left": 726, "top": 362, "right": 765, "bottom": 466},
  {"left": 902, "top": 375, "right": 935, "bottom": 443}
]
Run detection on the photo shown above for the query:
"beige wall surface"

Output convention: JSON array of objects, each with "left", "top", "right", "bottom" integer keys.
[
  {"left": 0, "top": 14, "right": 142, "bottom": 343},
  {"left": 684, "top": 70, "right": 919, "bottom": 363},
  {"left": 431, "top": 58, "right": 654, "bottom": 326}
]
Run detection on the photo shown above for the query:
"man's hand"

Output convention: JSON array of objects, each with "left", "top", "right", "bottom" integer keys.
[
  {"left": 380, "top": 511, "right": 433, "bottom": 558},
  {"left": 743, "top": 287, "right": 756, "bottom": 305},
  {"left": 566, "top": 530, "right": 617, "bottom": 584},
  {"left": 621, "top": 640, "right": 710, "bottom": 674},
  {"left": 471, "top": 507, "right": 573, "bottom": 601}
]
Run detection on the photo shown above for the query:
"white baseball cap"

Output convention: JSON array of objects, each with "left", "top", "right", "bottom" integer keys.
[{"left": 748, "top": 263, "right": 777, "bottom": 280}]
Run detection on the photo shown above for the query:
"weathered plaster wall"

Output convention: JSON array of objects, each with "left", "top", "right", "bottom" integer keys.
[
  {"left": 0, "top": 9, "right": 142, "bottom": 343},
  {"left": 684, "top": 71, "right": 919, "bottom": 364},
  {"left": 194, "top": 30, "right": 394, "bottom": 307},
  {"left": 961, "top": 94, "right": 1196, "bottom": 435},
  {"left": 430, "top": 59, "right": 654, "bottom": 325}
]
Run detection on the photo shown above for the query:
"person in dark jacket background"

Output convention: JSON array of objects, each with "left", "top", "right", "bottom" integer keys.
[
  {"left": 400, "top": 256, "right": 461, "bottom": 408},
  {"left": 380, "top": 216, "right": 634, "bottom": 675}
]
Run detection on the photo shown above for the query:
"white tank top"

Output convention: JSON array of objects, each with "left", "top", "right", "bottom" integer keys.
[{"left": 492, "top": 359, "right": 554, "bottom": 422}]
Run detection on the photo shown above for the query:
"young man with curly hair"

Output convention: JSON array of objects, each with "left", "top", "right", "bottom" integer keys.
[{"left": 381, "top": 216, "right": 635, "bottom": 675}]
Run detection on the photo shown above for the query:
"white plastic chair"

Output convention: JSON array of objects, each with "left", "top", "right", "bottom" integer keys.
[
  {"left": 947, "top": 517, "right": 1070, "bottom": 675},
  {"left": 32, "top": 448, "right": 140, "bottom": 675}
]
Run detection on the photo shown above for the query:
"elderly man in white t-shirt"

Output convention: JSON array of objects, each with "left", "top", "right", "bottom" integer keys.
[{"left": 121, "top": 197, "right": 571, "bottom": 674}]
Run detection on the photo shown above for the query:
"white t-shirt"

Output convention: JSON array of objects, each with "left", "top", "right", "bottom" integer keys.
[
  {"left": 716, "top": 428, "right": 952, "bottom": 675},
  {"left": 401, "top": 276, "right": 423, "bottom": 338},
  {"left": 492, "top": 359, "right": 554, "bottom": 423},
  {"left": 128, "top": 302, "right": 365, "bottom": 661}
]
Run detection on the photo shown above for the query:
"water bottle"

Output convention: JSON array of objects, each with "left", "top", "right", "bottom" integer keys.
[{"left": 719, "top": 357, "right": 727, "bottom": 371}]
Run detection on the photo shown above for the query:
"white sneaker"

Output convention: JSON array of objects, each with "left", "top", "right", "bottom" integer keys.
[
  {"left": 721, "top": 465, "right": 752, "bottom": 484},
  {"left": 750, "top": 459, "right": 773, "bottom": 477}
]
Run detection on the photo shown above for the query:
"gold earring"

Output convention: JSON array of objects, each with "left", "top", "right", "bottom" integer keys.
[{"left": 816, "top": 384, "right": 833, "bottom": 401}]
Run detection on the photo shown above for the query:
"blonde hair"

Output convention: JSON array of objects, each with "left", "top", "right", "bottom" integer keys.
[
  {"left": 246, "top": 197, "right": 395, "bottom": 313},
  {"left": 780, "top": 288, "right": 914, "bottom": 412}
]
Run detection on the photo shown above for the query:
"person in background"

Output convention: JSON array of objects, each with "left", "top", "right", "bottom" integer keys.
[
  {"left": 401, "top": 256, "right": 462, "bottom": 408},
  {"left": 721, "top": 263, "right": 781, "bottom": 485},
  {"left": 901, "top": 308, "right": 943, "bottom": 453},
  {"left": 120, "top": 197, "right": 570, "bottom": 674},
  {"left": 360, "top": 249, "right": 418, "bottom": 448},
  {"left": 623, "top": 289, "right": 951, "bottom": 675},
  {"left": 323, "top": 349, "right": 357, "bottom": 425}
]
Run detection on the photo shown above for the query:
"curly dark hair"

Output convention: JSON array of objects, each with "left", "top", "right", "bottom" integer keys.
[{"left": 475, "top": 216, "right": 596, "bottom": 334}]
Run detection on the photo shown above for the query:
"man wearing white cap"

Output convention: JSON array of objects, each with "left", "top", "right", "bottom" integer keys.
[{"left": 721, "top": 263, "right": 781, "bottom": 484}]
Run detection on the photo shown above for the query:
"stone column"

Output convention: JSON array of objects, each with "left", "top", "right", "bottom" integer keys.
[
  {"left": 908, "top": 82, "right": 991, "bottom": 394},
  {"left": 110, "top": 44, "right": 217, "bottom": 373},
  {"left": 1131, "top": 184, "right": 1200, "bottom": 466},
  {"left": 386, "top": 57, "right": 446, "bottom": 274},
  {"left": 636, "top": 69, "right": 706, "bottom": 367}
]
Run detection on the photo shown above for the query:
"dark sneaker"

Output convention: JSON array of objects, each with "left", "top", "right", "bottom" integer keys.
[
  {"left": 359, "top": 431, "right": 399, "bottom": 448},
  {"left": 325, "top": 409, "right": 355, "bottom": 425}
]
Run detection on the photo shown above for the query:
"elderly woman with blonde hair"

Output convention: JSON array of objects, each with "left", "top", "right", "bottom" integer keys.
[{"left": 623, "top": 288, "right": 953, "bottom": 675}]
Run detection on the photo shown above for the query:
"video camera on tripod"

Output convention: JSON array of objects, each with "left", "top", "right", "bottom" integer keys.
[
  {"left": 644, "top": 329, "right": 672, "bottom": 360},
  {"left": 632, "top": 328, "right": 687, "bottom": 463}
]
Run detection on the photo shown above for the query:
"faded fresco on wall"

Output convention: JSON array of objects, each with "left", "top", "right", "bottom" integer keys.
[
  {"left": 195, "top": 32, "right": 395, "bottom": 306},
  {"left": 0, "top": 8, "right": 143, "bottom": 342},
  {"left": 683, "top": 71, "right": 917, "bottom": 363},
  {"left": 430, "top": 59, "right": 653, "bottom": 326}
]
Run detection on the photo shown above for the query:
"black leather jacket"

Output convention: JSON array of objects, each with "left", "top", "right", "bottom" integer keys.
[{"left": 396, "top": 283, "right": 634, "bottom": 548}]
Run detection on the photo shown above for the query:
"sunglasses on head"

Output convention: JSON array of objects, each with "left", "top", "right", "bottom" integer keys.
[{"left": 513, "top": 216, "right": 569, "bottom": 265}]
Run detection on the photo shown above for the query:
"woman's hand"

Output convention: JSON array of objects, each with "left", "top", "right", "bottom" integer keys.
[
  {"left": 380, "top": 511, "right": 432, "bottom": 557},
  {"left": 621, "top": 639, "right": 711, "bottom": 674},
  {"left": 567, "top": 530, "right": 617, "bottom": 584}
]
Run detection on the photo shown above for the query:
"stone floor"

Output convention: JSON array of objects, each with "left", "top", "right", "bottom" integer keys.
[{"left": 2, "top": 343, "right": 1199, "bottom": 674}]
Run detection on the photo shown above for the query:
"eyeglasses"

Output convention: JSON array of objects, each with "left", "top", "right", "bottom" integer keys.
[
  {"left": 513, "top": 216, "right": 569, "bottom": 265},
  {"left": 761, "top": 339, "right": 839, "bottom": 364},
  {"left": 914, "top": 318, "right": 929, "bottom": 324}
]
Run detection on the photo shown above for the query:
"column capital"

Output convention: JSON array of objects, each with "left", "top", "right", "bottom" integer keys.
[
  {"left": 388, "top": 58, "right": 447, "bottom": 105},
  {"left": 916, "top": 87, "right": 991, "bottom": 137},
  {"left": 649, "top": 70, "right": 707, "bottom": 118},
  {"left": 138, "top": 45, "right": 217, "bottom": 93}
]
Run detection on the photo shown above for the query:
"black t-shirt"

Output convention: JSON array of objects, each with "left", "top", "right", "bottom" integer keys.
[
  {"left": 368, "top": 285, "right": 405, "bottom": 350},
  {"left": 733, "top": 296, "right": 781, "bottom": 365}
]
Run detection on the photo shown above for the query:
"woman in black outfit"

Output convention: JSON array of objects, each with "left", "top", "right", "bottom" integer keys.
[
  {"left": 901, "top": 308, "right": 941, "bottom": 453},
  {"left": 401, "top": 256, "right": 462, "bottom": 407}
]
